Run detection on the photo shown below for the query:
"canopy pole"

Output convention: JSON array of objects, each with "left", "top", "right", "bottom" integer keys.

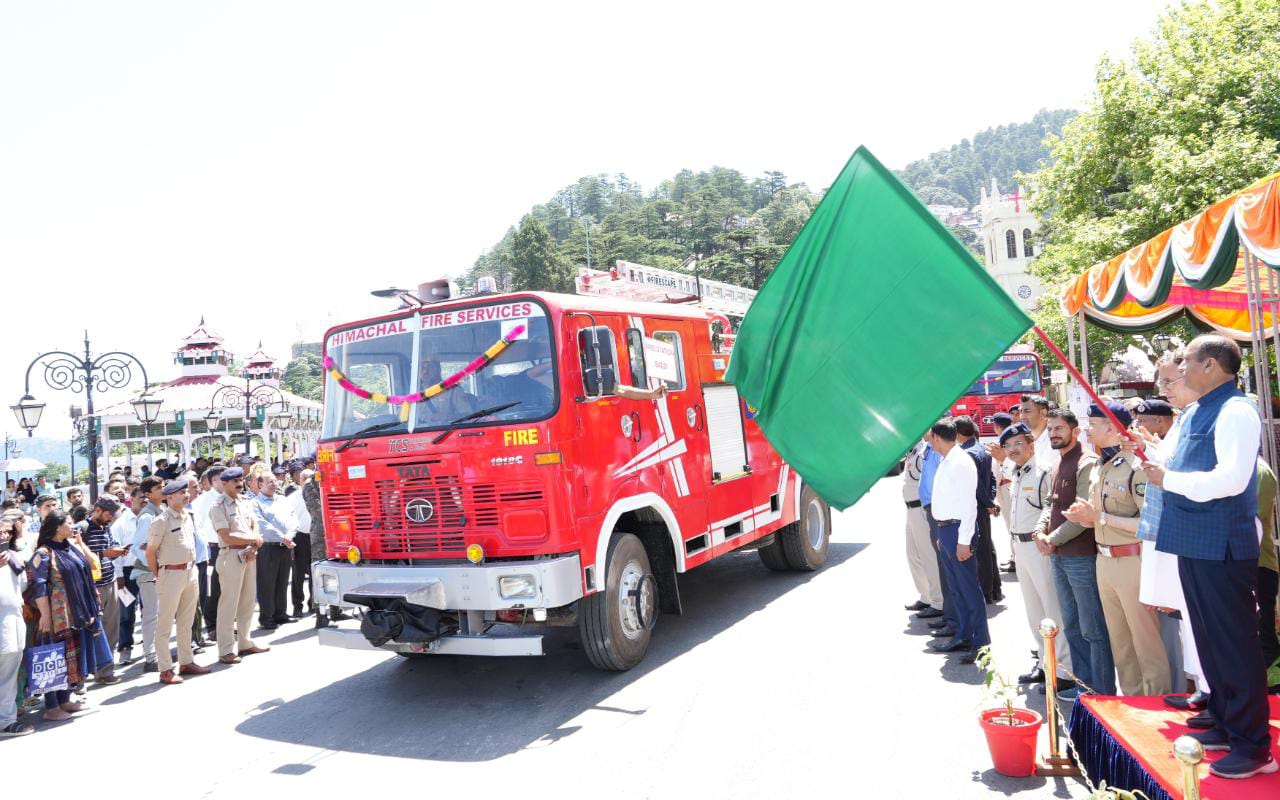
[
  {"left": 1244, "top": 249, "right": 1278, "bottom": 472},
  {"left": 1065, "top": 315, "right": 1077, "bottom": 370},
  {"left": 1077, "top": 312, "right": 1091, "bottom": 383},
  {"left": 1033, "top": 325, "right": 1147, "bottom": 461}
]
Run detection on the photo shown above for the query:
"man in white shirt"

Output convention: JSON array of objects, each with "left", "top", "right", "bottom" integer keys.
[
  {"left": 926, "top": 418, "right": 989, "bottom": 663},
  {"left": 1142, "top": 335, "right": 1275, "bottom": 779},
  {"left": 285, "top": 465, "right": 315, "bottom": 616},
  {"left": 1022, "top": 394, "right": 1060, "bottom": 475},
  {"left": 111, "top": 484, "right": 141, "bottom": 665},
  {"left": 192, "top": 465, "right": 225, "bottom": 639}
]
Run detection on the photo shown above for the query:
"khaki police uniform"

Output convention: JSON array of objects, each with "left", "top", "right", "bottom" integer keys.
[
  {"left": 903, "top": 442, "right": 943, "bottom": 609},
  {"left": 1008, "top": 460, "right": 1072, "bottom": 680},
  {"left": 210, "top": 494, "right": 261, "bottom": 657},
  {"left": 148, "top": 506, "right": 198, "bottom": 673},
  {"left": 1090, "top": 452, "right": 1171, "bottom": 696}
]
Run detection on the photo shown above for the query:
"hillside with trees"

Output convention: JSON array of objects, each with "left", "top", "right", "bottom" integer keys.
[{"left": 464, "top": 110, "right": 1076, "bottom": 294}]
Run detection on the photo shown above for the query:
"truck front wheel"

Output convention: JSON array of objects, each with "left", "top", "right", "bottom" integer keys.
[
  {"left": 579, "top": 533, "right": 656, "bottom": 671},
  {"left": 780, "top": 486, "right": 831, "bottom": 571}
]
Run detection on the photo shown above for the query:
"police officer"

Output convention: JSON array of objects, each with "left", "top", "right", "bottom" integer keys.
[
  {"left": 903, "top": 440, "right": 944, "bottom": 617},
  {"left": 1134, "top": 397, "right": 1175, "bottom": 439},
  {"left": 1001, "top": 422, "right": 1072, "bottom": 685},
  {"left": 1065, "top": 402, "right": 1171, "bottom": 696},
  {"left": 147, "top": 478, "right": 210, "bottom": 684},
  {"left": 209, "top": 467, "right": 268, "bottom": 664}
]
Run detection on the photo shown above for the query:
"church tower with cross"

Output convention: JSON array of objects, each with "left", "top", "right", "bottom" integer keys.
[{"left": 978, "top": 177, "right": 1041, "bottom": 311}]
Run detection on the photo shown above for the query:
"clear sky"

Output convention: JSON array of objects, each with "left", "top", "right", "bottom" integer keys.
[{"left": 0, "top": 0, "right": 1173, "bottom": 439}]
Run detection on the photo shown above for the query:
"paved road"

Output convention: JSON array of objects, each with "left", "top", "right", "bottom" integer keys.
[{"left": 6, "top": 478, "right": 1084, "bottom": 799}]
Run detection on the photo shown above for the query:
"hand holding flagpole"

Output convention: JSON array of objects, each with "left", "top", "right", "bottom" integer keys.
[{"left": 1031, "top": 325, "right": 1148, "bottom": 463}]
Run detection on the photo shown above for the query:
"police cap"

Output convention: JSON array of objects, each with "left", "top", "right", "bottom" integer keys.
[
  {"left": 1087, "top": 401, "right": 1133, "bottom": 429},
  {"left": 162, "top": 477, "right": 191, "bottom": 496},
  {"left": 998, "top": 422, "right": 1032, "bottom": 448},
  {"left": 992, "top": 412, "right": 1013, "bottom": 428},
  {"left": 271, "top": 465, "right": 286, "bottom": 477},
  {"left": 221, "top": 467, "right": 245, "bottom": 481},
  {"left": 1136, "top": 398, "right": 1174, "bottom": 416}
]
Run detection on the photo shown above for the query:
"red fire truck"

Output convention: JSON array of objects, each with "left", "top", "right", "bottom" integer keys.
[
  {"left": 948, "top": 346, "right": 1044, "bottom": 437},
  {"left": 311, "top": 268, "right": 830, "bottom": 670}
]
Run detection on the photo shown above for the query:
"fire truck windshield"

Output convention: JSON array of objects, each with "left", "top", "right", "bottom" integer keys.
[
  {"left": 962, "top": 355, "right": 1042, "bottom": 396},
  {"left": 321, "top": 298, "right": 557, "bottom": 440}
]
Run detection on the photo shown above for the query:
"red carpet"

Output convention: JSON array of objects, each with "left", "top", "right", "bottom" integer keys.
[{"left": 1073, "top": 695, "right": 1280, "bottom": 799}]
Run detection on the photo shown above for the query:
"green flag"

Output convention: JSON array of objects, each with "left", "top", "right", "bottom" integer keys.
[{"left": 725, "top": 147, "right": 1032, "bottom": 509}]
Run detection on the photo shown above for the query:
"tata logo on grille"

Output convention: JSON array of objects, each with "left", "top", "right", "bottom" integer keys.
[{"left": 405, "top": 497, "right": 435, "bottom": 523}]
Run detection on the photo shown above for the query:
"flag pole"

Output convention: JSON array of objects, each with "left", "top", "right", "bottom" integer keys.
[{"left": 1031, "top": 325, "right": 1148, "bottom": 462}]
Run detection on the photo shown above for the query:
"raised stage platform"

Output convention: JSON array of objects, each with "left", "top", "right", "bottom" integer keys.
[{"left": 1068, "top": 695, "right": 1280, "bottom": 799}]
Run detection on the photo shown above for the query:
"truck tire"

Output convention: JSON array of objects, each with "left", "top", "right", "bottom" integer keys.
[
  {"left": 757, "top": 536, "right": 791, "bottom": 571},
  {"left": 780, "top": 486, "right": 831, "bottom": 571},
  {"left": 579, "top": 533, "right": 656, "bottom": 671}
]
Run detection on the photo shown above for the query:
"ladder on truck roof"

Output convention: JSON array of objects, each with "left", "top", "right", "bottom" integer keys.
[{"left": 575, "top": 260, "right": 755, "bottom": 319}]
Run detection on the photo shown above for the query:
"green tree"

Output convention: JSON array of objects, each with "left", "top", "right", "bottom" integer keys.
[
  {"left": 1025, "top": 0, "right": 1280, "bottom": 365},
  {"left": 510, "top": 215, "right": 572, "bottom": 292},
  {"left": 282, "top": 353, "right": 324, "bottom": 402},
  {"left": 38, "top": 462, "right": 70, "bottom": 485}
]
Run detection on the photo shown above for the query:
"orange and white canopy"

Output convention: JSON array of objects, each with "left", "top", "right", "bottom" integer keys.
[{"left": 1059, "top": 173, "right": 1280, "bottom": 339}]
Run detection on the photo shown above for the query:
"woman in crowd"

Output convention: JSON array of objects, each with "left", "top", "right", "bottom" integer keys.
[
  {"left": 30, "top": 509, "right": 113, "bottom": 722},
  {"left": 17, "top": 478, "right": 36, "bottom": 512}
]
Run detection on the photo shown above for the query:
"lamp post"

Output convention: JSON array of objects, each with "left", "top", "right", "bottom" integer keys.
[
  {"left": 208, "top": 377, "right": 290, "bottom": 458},
  {"left": 12, "top": 332, "right": 160, "bottom": 502},
  {"left": 2, "top": 433, "right": 16, "bottom": 489}
]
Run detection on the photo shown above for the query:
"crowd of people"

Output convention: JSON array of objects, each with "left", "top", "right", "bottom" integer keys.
[
  {"left": 1, "top": 452, "right": 332, "bottom": 737},
  {"left": 902, "top": 333, "right": 1280, "bottom": 780}
]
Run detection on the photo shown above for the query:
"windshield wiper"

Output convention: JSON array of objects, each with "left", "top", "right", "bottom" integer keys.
[
  {"left": 431, "top": 402, "right": 522, "bottom": 444},
  {"left": 336, "top": 420, "right": 405, "bottom": 453}
]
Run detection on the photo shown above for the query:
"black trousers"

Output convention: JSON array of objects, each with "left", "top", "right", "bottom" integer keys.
[
  {"left": 256, "top": 543, "right": 292, "bottom": 624},
  {"left": 204, "top": 544, "right": 221, "bottom": 632},
  {"left": 291, "top": 533, "right": 312, "bottom": 609},
  {"left": 1258, "top": 565, "right": 1279, "bottom": 672},
  {"left": 1179, "top": 555, "right": 1272, "bottom": 760},
  {"left": 118, "top": 565, "right": 138, "bottom": 650},
  {"left": 924, "top": 505, "right": 958, "bottom": 630},
  {"left": 975, "top": 511, "right": 1001, "bottom": 603}
]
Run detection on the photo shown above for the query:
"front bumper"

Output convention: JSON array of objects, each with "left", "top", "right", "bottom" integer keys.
[{"left": 311, "top": 554, "right": 584, "bottom": 612}]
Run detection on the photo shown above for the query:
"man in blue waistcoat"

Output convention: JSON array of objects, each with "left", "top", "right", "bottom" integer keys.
[{"left": 1142, "top": 334, "right": 1275, "bottom": 779}]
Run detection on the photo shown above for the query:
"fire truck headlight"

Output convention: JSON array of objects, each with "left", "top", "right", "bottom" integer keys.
[
  {"left": 498, "top": 574, "right": 537, "bottom": 600},
  {"left": 466, "top": 543, "right": 485, "bottom": 564},
  {"left": 346, "top": 546, "right": 362, "bottom": 565},
  {"left": 320, "top": 572, "right": 339, "bottom": 596}
]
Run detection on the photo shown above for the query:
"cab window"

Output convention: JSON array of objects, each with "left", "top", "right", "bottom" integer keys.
[
  {"left": 625, "top": 328, "right": 648, "bottom": 387},
  {"left": 651, "top": 330, "right": 686, "bottom": 391},
  {"left": 578, "top": 326, "right": 618, "bottom": 397}
]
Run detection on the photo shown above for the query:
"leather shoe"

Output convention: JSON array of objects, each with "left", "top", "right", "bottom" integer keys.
[
  {"left": 915, "top": 606, "right": 944, "bottom": 619},
  {"left": 1185, "top": 709, "right": 1215, "bottom": 729},
  {"left": 929, "top": 638, "right": 973, "bottom": 653},
  {"left": 239, "top": 645, "right": 270, "bottom": 656},
  {"left": 1164, "top": 691, "right": 1208, "bottom": 711},
  {"left": 258, "top": 621, "right": 279, "bottom": 631},
  {"left": 930, "top": 626, "right": 957, "bottom": 638},
  {"left": 159, "top": 669, "right": 184, "bottom": 685},
  {"left": 904, "top": 600, "right": 929, "bottom": 611},
  {"left": 179, "top": 662, "right": 211, "bottom": 676},
  {"left": 1018, "top": 667, "right": 1046, "bottom": 685},
  {"left": 219, "top": 654, "right": 242, "bottom": 665},
  {"left": 927, "top": 618, "right": 950, "bottom": 629},
  {"left": 959, "top": 648, "right": 980, "bottom": 664}
]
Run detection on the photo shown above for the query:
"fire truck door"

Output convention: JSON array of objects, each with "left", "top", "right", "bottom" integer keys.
[{"left": 573, "top": 317, "right": 649, "bottom": 513}]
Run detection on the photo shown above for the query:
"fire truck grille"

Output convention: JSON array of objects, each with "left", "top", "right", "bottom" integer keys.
[{"left": 327, "top": 478, "right": 545, "bottom": 555}]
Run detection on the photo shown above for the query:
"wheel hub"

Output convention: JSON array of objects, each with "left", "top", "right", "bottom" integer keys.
[
  {"left": 806, "top": 498, "right": 826, "bottom": 550},
  {"left": 618, "top": 562, "right": 655, "bottom": 639}
]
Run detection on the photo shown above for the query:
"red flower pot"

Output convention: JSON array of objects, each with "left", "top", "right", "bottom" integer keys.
[{"left": 980, "top": 707, "right": 1043, "bottom": 777}]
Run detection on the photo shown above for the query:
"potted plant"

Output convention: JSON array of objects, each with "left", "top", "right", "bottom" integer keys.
[{"left": 976, "top": 646, "right": 1044, "bottom": 777}]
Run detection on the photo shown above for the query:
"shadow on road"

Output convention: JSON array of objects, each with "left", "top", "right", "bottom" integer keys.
[{"left": 236, "top": 542, "right": 866, "bottom": 761}]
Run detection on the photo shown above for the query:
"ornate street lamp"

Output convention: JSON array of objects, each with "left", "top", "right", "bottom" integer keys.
[
  {"left": 209, "top": 377, "right": 286, "bottom": 457},
  {"left": 13, "top": 332, "right": 157, "bottom": 502}
]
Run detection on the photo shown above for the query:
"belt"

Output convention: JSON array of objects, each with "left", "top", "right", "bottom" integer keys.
[
  {"left": 262, "top": 541, "right": 288, "bottom": 548},
  {"left": 905, "top": 499, "right": 922, "bottom": 509},
  {"left": 1097, "top": 543, "right": 1143, "bottom": 558},
  {"left": 1012, "top": 532, "right": 1036, "bottom": 543},
  {"left": 161, "top": 563, "right": 192, "bottom": 570},
  {"left": 935, "top": 518, "right": 960, "bottom": 526},
  {"left": 223, "top": 545, "right": 250, "bottom": 551}
]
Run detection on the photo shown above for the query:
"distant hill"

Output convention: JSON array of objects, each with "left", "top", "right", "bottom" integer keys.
[
  {"left": 895, "top": 109, "right": 1077, "bottom": 204},
  {"left": 3, "top": 436, "right": 73, "bottom": 476},
  {"left": 465, "top": 109, "right": 1077, "bottom": 293}
]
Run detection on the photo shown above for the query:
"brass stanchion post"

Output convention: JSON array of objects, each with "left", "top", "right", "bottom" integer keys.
[
  {"left": 1173, "top": 736, "right": 1204, "bottom": 800},
  {"left": 1036, "top": 618, "right": 1080, "bottom": 777}
]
